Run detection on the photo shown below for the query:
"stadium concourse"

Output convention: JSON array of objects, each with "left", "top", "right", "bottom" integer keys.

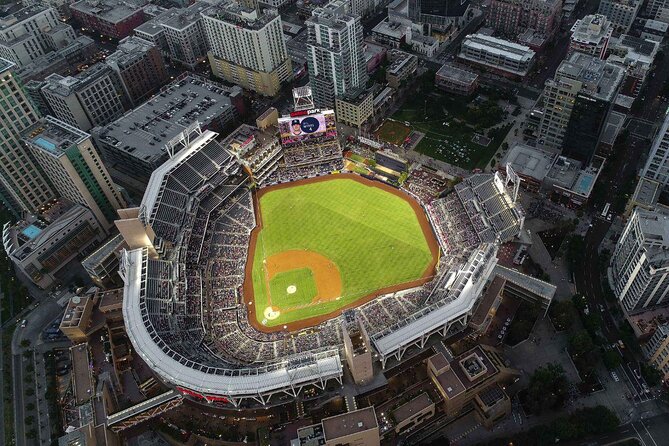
[{"left": 119, "top": 108, "right": 547, "bottom": 408}]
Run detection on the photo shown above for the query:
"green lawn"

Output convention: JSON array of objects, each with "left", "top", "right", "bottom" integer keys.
[
  {"left": 391, "top": 83, "right": 511, "bottom": 170},
  {"left": 376, "top": 120, "right": 411, "bottom": 146},
  {"left": 251, "top": 176, "right": 434, "bottom": 327},
  {"left": 268, "top": 269, "right": 318, "bottom": 308}
]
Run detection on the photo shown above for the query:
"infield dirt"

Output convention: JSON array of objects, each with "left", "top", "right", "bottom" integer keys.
[{"left": 243, "top": 173, "right": 440, "bottom": 333}]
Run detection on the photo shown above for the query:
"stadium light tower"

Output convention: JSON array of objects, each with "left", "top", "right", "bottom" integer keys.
[{"left": 292, "top": 86, "right": 315, "bottom": 112}]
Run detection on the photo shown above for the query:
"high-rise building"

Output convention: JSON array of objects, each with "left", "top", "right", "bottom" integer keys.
[
  {"left": 486, "top": 0, "right": 562, "bottom": 40},
  {"left": 641, "top": 112, "right": 669, "bottom": 186},
  {"left": 306, "top": 0, "right": 368, "bottom": 108},
  {"left": 0, "top": 5, "right": 74, "bottom": 67},
  {"left": 23, "top": 116, "right": 127, "bottom": 233},
  {"left": 202, "top": 2, "right": 292, "bottom": 96},
  {"left": 0, "top": 58, "right": 55, "bottom": 215},
  {"left": 537, "top": 52, "right": 623, "bottom": 154},
  {"left": 642, "top": 324, "right": 669, "bottom": 382},
  {"left": 569, "top": 14, "right": 613, "bottom": 59},
  {"left": 40, "top": 63, "right": 127, "bottom": 131},
  {"left": 105, "top": 36, "right": 169, "bottom": 106},
  {"left": 161, "top": 2, "right": 212, "bottom": 69},
  {"left": 598, "top": 0, "right": 641, "bottom": 34},
  {"left": 611, "top": 208, "right": 669, "bottom": 313}
]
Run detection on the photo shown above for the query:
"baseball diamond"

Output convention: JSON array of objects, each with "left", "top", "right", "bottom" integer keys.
[{"left": 244, "top": 174, "right": 440, "bottom": 331}]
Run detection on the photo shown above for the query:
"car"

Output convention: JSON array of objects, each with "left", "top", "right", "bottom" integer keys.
[
  {"left": 642, "top": 383, "right": 650, "bottom": 394},
  {"left": 20, "top": 319, "right": 27, "bottom": 328},
  {"left": 611, "top": 372, "right": 619, "bottom": 382},
  {"left": 633, "top": 368, "right": 642, "bottom": 380},
  {"left": 506, "top": 317, "right": 512, "bottom": 323},
  {"left": 56, "top": 368, "right": 69, "bottom": 376},
  {"left": 497, "top": 334, "right": 503, "bottom": 340}
]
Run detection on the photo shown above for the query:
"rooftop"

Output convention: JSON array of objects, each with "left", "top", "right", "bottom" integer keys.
[
  {"left": 0, "top": 4, "right": 49, "bottom": 30},
  {"left": 308, "top": 0, "right": 357, "bottom": 30},
  {"left": 387, "top": 49, "right": 416, "bottom": 76},
  {"left": 570, "top": 14, "right": 612, "bottom": 45},
  {"left": 23, "top": 116, "right": 89, "bottom": 157},
  {"left": 161, "top": 2, "right": 211, "bottom": 30},
  {"left": 92, "top": 75, "right": 240, "bottom": 164},
  {"left": 42, "top": 63, "right": 115, "bottom": 97},
  {"left": 372, "top": 19, "right": 406, "bottom": 38},
  {"left": 70, "top": 0, "right": 148, "bottom": 24},
  {"left": 203, "top": 0, "right": 280, "bottom": 30},
  {"left": 322, "top": 407, "right": 378, "bottom": 440},
  {"left": 502, "top": 144, "right": 556, "bottom": 182},
  {"left": 391, "top": 393, "right": 433, "bottom": 424},
  {"left": 436, "top": 63, "right": 479, "bottom": 84},
  {"left": 462, "top": 34, "right": 535, "bottom": 63},
  {"left": 105, "top": 35, "right": 155, "bottom": 69},
  {"left": 557, "top": 52, "right": 624, "bottom": 101}
]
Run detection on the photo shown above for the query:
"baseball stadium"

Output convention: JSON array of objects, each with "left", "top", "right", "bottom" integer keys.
[{"left": 121, "top": 105, "right": 532, "bottom": 407}]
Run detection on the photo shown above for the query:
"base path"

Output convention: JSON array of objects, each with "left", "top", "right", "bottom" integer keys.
[
  {"left": 243, "top": 173, "right": 441, "bottom": 333},
  {"left": 264, "top": 250, "right": 342, "bottom": 305}
]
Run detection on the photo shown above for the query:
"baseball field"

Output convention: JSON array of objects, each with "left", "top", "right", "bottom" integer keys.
[{"left": 244, "top": 174, "right": 439, "bottom": 331}]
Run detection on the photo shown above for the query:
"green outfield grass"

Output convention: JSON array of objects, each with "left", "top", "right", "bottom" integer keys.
[{"left": 251, "top": 176, "right": 434, "bottom": 328}]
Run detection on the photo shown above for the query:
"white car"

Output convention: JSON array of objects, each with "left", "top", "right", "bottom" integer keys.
[{"left": 20, "top": 319, "right": 27, "bottom": 328}]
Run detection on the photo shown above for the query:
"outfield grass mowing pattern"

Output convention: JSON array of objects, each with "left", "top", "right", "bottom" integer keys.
[{"left": 251, "top": 177, "right": 434, "bottom": 327}]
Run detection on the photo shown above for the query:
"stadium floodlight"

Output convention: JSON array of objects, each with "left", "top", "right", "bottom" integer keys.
[{"left": 292, "top": 86, "right": 315, "bottom": 112}]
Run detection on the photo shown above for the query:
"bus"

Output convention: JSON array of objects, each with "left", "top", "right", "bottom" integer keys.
[{"left": 601, "top": 203, "right": 611, "bottom": 218}]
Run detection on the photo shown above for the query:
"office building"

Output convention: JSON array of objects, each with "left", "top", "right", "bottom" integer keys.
[
  {"left": 0, "top": 5, "right": 72, "bottom": 67},
  {"left": 428, "top": 345, "right": 518, "bottom": 426},
  {"left": 161, "top": 2, "right": 212, "bottom": 69},
  {"left": 70, "top": 0, "right": 148, "bottom": 40},
  {"left": 23, "top": 116, "right": 127, "bottom": 233},
  {"left": 59, "top": 293, "right": 95, "bottom": 342},
  {"left": 386, "top": 49, "right": 418, "bottom": 88},
  {"left": 40, "top": 64, "right": 127, "bottom": 131},
  {"left": 81, "top": 233, "right": 127, "bottom": 288},
  {"left": 569, "top": 14, "right": 613, "bottom": 58},
  {"left": 611, "top": 208, "right": 669, "bottom": 313},
  {"left": 606, "top": 35, "right": 659, "bottom": 98},
  {"left": 537, "top": 52, "right": 623, "bottom": 155},
  {"left": 642, "top": 324, "right": 669, "bottom": 382},
  {"left": 14, "top": 35, "right": 96, "bottom": 83},
  {"left": 1, "top": 200, "right": 104, "bottom": 288},
  {"left": 306, "top": 0, "right": 367, "bottom": 107},
  {"left": 640, "top": 113, "right": 669, "bottom": 186},
  {"left": 641, "top": 19, "right": 668, "bottom": 43},
  {"left": 598, "top": 0, "right": 641, "bottom": 34},
  {"left": 391, "top": 393, "right": 435, "bottom": 434},
  {"left": 0, "top": 58, "right": 55, "bottom": 215},
  {"left": 335, "top": 89, "right": 374, "bottom": 129},
  {"left": 408, "top": 0, "right": 472, "bottom": 30},
  {"left": 105, "top": 36, "right": 169, "bottom": 106},
  {"left": 294, "top": 407, "right": 380, "bottom": 446},
  {"left": 91, "top": 75, "right": 243, "bottom": 192},
  {"left": 486, "top": 0, "right": 562, "bottom": 40},
  {"left": 435, "top": 63, "right": 479, "bottom": 95},
  {"left": 220, "top": 122, "right": 282, "bottom": 186},
  {"left": 458, "top": 34, "right": 536, "bottom": 78},
  {"left": 203, "top": 1, "right": 292, "bottom": 96}
]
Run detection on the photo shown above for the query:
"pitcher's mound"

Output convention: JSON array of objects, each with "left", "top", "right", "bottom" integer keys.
[{"left": 287, "top": 285, "right": 297, "bottom": 294}]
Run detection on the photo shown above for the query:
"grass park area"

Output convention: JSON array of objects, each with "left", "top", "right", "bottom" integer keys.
[
  {"left": 381, "top": 77, "right": 515, "bottom": 170},
  {"left": 249, "top": 175, "right": 436, "bottom": 329}
]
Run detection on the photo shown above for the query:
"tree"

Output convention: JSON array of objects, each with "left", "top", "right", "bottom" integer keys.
[
  {"left": 601, "top": 349, "right": 621, "bottom": 370},
  {"left": 19, "top": 339, "right": 31, "bottom": 348},
  {"left": 641, "top": 364, "right": 662, "bottom": 386},
  {"left": 24, "top": 415, "right": 34, "bottom": 425},
  {"left": 25, "top": 402, "right": 35, "bottom": 411},
  {"left": 550, "top": 300, "right": 576, "bottom": 331},
  {"left": 570, "top": 330, "right": 595, "bottom": 356},
  {"left": 524, "top": 363, "right": 569, "bottom": 414}
]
